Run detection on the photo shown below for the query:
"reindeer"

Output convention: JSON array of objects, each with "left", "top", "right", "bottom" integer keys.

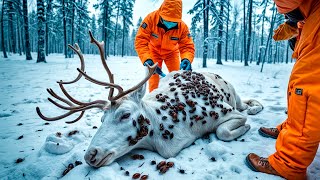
[{"left": 36, "top": 31, "right": 263, "bottom": 168}]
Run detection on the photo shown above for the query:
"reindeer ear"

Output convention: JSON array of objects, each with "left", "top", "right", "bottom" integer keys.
[{"left": 130, "top": 82, "right": 147, "bottom": 100}]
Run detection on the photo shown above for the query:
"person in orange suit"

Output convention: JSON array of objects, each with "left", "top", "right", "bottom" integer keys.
[
  {"left": 135, "top": 0, "right": 195, "bottom": 92},
  {"left": 246, "top": 0, "right": 320, "bottom": 179}
]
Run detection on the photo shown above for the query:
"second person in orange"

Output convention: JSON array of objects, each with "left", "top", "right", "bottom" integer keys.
[{"left": 135, "top": 0, "right": 195, "bottom": 92}]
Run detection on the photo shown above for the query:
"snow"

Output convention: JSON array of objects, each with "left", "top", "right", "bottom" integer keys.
[{"left": 0, "top": 53, "right": 319, "bottom": 179}]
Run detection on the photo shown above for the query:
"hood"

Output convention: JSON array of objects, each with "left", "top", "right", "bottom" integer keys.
[
  {"left": 159, "top": 0, "right": 182, "bottom": 22},
  {"left": 274, "top": 0, "right": 319, "bottom": 18}
]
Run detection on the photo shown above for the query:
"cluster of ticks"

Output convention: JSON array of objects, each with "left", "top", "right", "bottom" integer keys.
[
  {"left": 128, "top": 71, "right": 234, "bottom": 145},
  {"left": 157, "top": 71, "right": 234, "bottom": 129},
  {"left": 128, "top": 114, "right": 151, "bottom": 146},
  {"left": 122, "top": 154, "right": 185, "bottom": 179}
]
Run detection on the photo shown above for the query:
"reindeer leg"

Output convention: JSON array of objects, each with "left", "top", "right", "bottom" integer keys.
[
  {"left": 216, "top": 116, "right": 250, "bottom": 141},
  {"left": 235, "top": 94, "right": 248, "bottom": 112}
]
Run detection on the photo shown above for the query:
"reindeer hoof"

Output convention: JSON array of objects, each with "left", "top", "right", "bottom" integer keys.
[{"left": 247, "top": 106, "right": 263, "bottom": 115}]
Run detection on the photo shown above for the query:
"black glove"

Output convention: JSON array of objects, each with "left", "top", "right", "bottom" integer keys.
[
  {"left": 285, "top": 8, "right": 304, "bottom": 24},
  {"left": 144, "top": 59, "right": 166, "bottom": 77}
]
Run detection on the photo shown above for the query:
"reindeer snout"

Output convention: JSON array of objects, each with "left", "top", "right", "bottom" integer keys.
[
  {"left": 85, "top": 148, "right": 98, "bottom": 164},
  {"left": 84, "top": 147, "right": 115, "bottom": 167}
]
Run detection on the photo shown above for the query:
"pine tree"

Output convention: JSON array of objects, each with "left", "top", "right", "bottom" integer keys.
[
  {"left": 189, "top": 0, "right": 229, "bottom": 66},
  {"left": 214, "top": 0, "right": 230, "bottom": 65},
  {"left": 23, "top": 0, "right": 32, "bottom": 60},
  {"left": 1, "top": 0, "right": 8, "bottom": 58},
  {"left": 245, "top": 0, "right": 253, "bottom": 66},
  {"left": 231, "top": 3, "right": 239, "bottom": 62},
  {"left": 188, "top": 0, "right": 210, "bottom": 67},
  {"left": 243, "top": 0, "right": 248, "bottom": 66},
  {"left": 224, "top": 2, "right": 230, "bottom": 62},
  {"left": 36, "top": 0, "right": 46, "bottom": 63},
  {"left": 45, "top": 0, "right": 53, "bottom": 56},
  {"left": 95, "top": 0, "right": 114, "bottom": 58},
  {"left": 120, "top": 0, "right": 134, "bottom": 57},
  {"left": 62, "top": 0, "right": 67, "bottom": 58},
  {"left": 260, "top": 3, "right": 276, "bottom": 72},
  {"left": 114, "top": 0, "right": 120, "bottom": 56},
  {"left": 17, "top": 2, "right": 22, "bottom": 56},
  {"left": 257, "top": 0, "right": 269, "bottom": 65},
  {"left": 90, "top": 14, "right": 97, "bottom": 54},
  {"left": 8, "top": 0, "right": 16, "bottom": 53}
]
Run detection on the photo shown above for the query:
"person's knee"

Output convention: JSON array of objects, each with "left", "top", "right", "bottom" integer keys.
[{"left": 164, "top": 54, "right": 180, "bottom": 72}]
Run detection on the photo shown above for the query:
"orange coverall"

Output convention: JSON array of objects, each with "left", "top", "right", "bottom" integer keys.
[
  {"left": 135, "top": 0, "right": 195, "bottom": 92},
  {"left": 268, "top": 0, "right": 320, "bottom": 179}
]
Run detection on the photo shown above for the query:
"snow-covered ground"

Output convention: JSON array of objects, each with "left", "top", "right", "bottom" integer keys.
[{"left": 0, "top": 53, "right": 319, "bottom": 180}]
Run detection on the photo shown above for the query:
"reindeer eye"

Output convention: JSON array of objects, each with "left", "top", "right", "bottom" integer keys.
[{"left": 120, "top": 113, "right": 131, "bottom": 120}]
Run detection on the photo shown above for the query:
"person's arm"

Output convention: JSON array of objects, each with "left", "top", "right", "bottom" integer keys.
[
  {"left": 178, "top": 24, "right": 195, "bottom": 63},
  {"left": 135, "top": 15, "right": 152, "bottom": 64}
]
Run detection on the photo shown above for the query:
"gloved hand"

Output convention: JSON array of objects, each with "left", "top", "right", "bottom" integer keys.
[
  {"left": 180, "top": 59, "right": 192, "bottom": 70},
  {"left": 144, "top": 59, "right": 166, "bottom": 77},
  {"left": 273, "top": 21, "right": 298, "bottom": 41}
]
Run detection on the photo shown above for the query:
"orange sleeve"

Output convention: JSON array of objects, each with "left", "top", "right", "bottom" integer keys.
[
  {"left": 178, "top": 24, "right": 195, "bottom": 62},
  {"left": 135, "top": 15, "right": 153, "bottom": 64}
]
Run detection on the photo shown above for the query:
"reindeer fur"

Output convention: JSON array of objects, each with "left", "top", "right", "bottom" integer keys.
[{"left": 84, "top": 70, "right": 263, "bottom": 167}]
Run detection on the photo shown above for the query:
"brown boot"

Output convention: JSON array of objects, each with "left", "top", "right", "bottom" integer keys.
[
  {"left": 246, "top": 153, "right": 281, "bottom": 177},
  {"left": 258, "top": 127, "right": 279, "bottom": 139}
]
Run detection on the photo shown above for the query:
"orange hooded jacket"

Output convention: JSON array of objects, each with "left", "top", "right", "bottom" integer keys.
[
  {"left": 269, "top": 0, "right": 320, "bottom": 179},
  {"left": 135, "top": 0, "right": 195, "bottom": 65}
]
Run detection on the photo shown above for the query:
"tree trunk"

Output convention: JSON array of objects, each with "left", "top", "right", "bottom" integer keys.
[
  {"left": 243, "top": 0, "right": 248, "bottom": 66},
  {"left": 246, "top": 0, "right": 253, "bottom": 66},
  {"left": 1, "top": 0, "right": 7, "bottom": 58},
  {"left": 62, "top": 0, "right": 67, "bottom": 58},
  {"left": 37, "top": 0, "right": 46, "bottom": 63},
  {"left": 224, "top": 3, "right": 230, "bottom": 62},
  {"left": 203, "top": 0, "right": 209, "bottom": 68},
  {"left": 216, "top": 1, "right": 223, "bottom": 65},
  {"left": 232, "top": 33, "right": 235, "bottom": 62},
  {"left": 114, "top": 0, "right": 120, "bottom": 56},
  {"left": 122, "top": 17, "right": 125, "bottom": 57},
  {"left": 71, "top": 0, "right": 75, "bottom": 57},
  {"left": 17, "top": 13, "right": 22, "bottom": 56},
  {"left": 261, "top": 3, "right": 276, "bottom": 72},
  {"left": 104, "top": 1, "right": 109, "bottom": 59},
  {"left": 240, "top": 25, "right": 243, "bottom": 62},
  {"left": 8, "top": 1, "right": 16, "bottom": 53},
  {"left": 45, "top": 0, "right": 52, "bottom": 56},
  {"left": 257, "top": 0, "right": 268, "bottom": 65}
]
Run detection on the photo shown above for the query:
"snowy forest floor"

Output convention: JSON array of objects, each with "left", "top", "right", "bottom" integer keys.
[{"left": 0, "top": 53, "right": 319, "bottom": 180}]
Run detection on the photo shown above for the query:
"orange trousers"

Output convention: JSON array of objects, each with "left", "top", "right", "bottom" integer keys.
[
  {"left": 148, "top": 51, "right": 180, "bottom": 92},
  {"left": 268, "top": 7, "right": 320, "bottom": 178}
]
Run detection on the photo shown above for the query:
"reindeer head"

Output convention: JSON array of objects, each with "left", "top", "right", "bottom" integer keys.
[
  {"left": 36, "top": 31, "right": 157, "bottom": 167},
  {"left": 85, "top": 86, "right": 152, "bottom": 167}
]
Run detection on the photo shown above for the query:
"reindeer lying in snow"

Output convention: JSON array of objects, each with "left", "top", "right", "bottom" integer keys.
[{"left": 36, "top": 31, "right": 263, "bottom": 168}]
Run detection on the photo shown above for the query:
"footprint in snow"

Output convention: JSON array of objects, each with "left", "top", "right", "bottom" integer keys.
[
  {"left": 268, "top": 106, "right": 286, "bottom": 112},
  {"left": 254, "top": 90, "right": 263, "bottom": 93},
  {"left": 230, "top": 165, "right": 242, "bottom": 174},
  {"left": 262, "top": 98, "right": 277, "bottom": 102},
  {"left": 0, "top": 113, "right": 12, "bottom": 118}
]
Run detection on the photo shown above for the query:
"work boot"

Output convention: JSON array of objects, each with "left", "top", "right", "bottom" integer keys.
[
  {"left": 246, "top": 153, "right": 281, "bottom": 177},
  {"left": 258, "top": 127, "right": 279, "bottom": 139}
]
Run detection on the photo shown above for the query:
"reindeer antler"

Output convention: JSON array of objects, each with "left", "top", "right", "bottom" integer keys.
[
  {"left": 36, "top": 31, "right": 157, "bottom": 124},
  {"left": 36, "top": 42, "right": 108, "bottom": 124},
  {"left": 77, "top": 31, "right": 158, "bottom": 102}
]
